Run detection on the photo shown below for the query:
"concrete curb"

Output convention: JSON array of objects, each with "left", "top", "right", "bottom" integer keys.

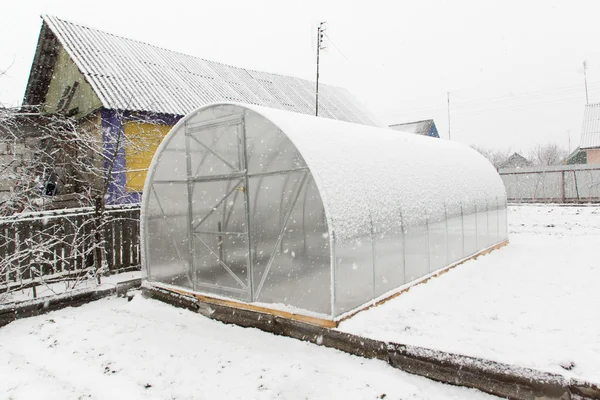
[{"left": 0, "top": 278, "right": 141, "bottom": 328}]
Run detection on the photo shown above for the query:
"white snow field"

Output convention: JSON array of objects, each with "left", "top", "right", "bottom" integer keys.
[
  {"left": 0, "top": 295, "right": 496, "bottom": 400},
  {"left": 340, "top": 205, "right": 600, "bottom": 384}
]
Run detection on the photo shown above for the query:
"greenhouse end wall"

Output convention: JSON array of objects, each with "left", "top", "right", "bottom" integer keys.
[
  {"left": 142, "top": 104, "right": 333, "bottom": 316},
  {"left": 141, "top": 102, "right": 508, "bottom": 320}
]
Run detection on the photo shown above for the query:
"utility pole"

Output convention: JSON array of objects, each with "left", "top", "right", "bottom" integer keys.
[
  {"left": 447, "top": 92, "right": 451, "bottom": 140},
  {"left": 584, "top": 61, "right": 589, "bottom": 104},
  {"left": 315, "top": 21, "right": 327, "bottom": 116}
]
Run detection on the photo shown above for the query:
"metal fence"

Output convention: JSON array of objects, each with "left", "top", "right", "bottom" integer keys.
[
  {"left": 0, "top": 205, "right": 141, "bottom": 292},
  {"left": 499, "top": 164, "right": 600, "bottom": 203}
]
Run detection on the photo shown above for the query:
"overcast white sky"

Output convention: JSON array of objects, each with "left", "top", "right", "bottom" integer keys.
[{"left": 3, "top": 0, "right": 600, "bottom": 153}]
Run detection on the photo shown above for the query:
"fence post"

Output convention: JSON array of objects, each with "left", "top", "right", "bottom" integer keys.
[
  {"left": 561, "top": 170, "right": 565, "bottom": 202},
  {"left": 131, "top": 209, "right": 140, "bottom": 267}
]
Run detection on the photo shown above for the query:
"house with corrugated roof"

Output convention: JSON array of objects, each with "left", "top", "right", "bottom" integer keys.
[
  {"left": 498, "top": 152, "right": 531, "bottom": 169},
  {"left": 580, "top": 103, "right": 600, "bottom": 164},
  {"left": 389, "top": 119, "right": 439, "bottom": 138},
  {"left": 566, "top": 147, "right": 587, "bottom": 165},
  {"left": 23, "top": 15, "right": 381, "bottom": 204}
]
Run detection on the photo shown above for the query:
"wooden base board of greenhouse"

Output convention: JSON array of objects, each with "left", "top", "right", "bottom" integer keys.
[
  {"left": 153, "top": 239, "right": 508, "bottom": 329},
  {"left": 168, "top": 288, "right": 338, "bottom": 328}
]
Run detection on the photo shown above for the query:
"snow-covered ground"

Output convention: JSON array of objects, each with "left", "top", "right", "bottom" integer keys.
[
  {"left": 1, "top": 271, "right": 141, "bottom": 304},
  {"left": 1, "top": 204, "right": 597, "bottom": 399},
  {"left": 340, "top": 205, "right": 600, "bottom": 384},
  {"left": 0, "top": 294, "right": 496, "bottom": 400}
]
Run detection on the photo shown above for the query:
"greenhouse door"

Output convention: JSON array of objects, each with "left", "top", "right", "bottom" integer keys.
[{"left": 186, "top": 115, "right": 253, "bottom": 301}]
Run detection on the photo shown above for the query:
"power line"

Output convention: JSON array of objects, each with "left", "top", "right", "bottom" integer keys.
[
  {"left": 307, "top": 24, "right": 597, "bottom": 122},
  {"left": 452, "top": 94, "right": 587, "bottom": 116},
  {"left": 447, "top": 92, "right": 451, "bottom": 140},
  {"left": 449, "top": 84, "right": 596, "bottom": 108},
  {"left": 387, "top": 83, "right": 600, "bottom": 117},
  {"left": 323, "top": 32, "right": 349, "bottom": 61}
]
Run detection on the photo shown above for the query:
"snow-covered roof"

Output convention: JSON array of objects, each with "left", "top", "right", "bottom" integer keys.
[
  {"left": 247, "top": 105, "right": 505, "bottom": 239},
  {"left": 580, "top": 103, "right": 600, "bottom": 149},
  {"left": 498, "top": 152, "right": 531, "bottom": 169},
  {"left": 24, "top": 15, "right": 381, "bottom": 127},
  {"left": 389, "top": 119, "right": 439, "bottom": 138}
]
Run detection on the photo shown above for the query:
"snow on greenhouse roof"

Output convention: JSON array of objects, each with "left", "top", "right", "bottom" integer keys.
[
  {"left": 580, "top": 103, "right": 600, "bottom": 149},
  {"left": 389, "top": 119, "right": 439, "bottom": 137},
  {"left": 24, "top": 15, "right": 381, "bottom": 126},
  {"left": 237, "top": 104, "right": 506, "bottom": 241}
]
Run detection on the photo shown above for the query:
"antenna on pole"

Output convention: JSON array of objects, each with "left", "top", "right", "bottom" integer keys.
[
  {"left": 583, "top": 60, "right": 589, "bottom": 104},
  {"left": 447, "top": 92, "right": 451, "bottom": 140},
  {"left": 315, "top": 21, "right": 327, "bottom": 117}
]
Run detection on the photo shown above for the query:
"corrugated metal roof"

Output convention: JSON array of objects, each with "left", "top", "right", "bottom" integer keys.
[
  {"left": 31, "top": 15, "right": 381, "bottom": 126},
  {"left": 389, "top": 119, "right": 439, "bottom": 137},
  {"left": 580, "top": 103, "right": 600, "bottom": 149}
]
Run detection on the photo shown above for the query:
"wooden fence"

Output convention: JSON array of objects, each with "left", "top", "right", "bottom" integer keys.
[{"left": 0, "top": 205, "right": 141, "bottom": 291}]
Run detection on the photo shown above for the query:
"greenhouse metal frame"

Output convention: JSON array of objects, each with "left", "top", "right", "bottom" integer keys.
[{"left": 141, "top": 103, "right": 508, "bottom": 321}]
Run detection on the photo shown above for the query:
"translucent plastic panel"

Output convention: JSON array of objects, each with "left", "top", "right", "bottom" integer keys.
[
  {"left": 446, "top": 216, "right": 464, "bottom": 264},
  {"left": 502, "top": 174, "right": 518, "bottom": 200},
  {"left": 187, "top": 122, "right": 242, "bottom": 178},
  {"left": 187, "top": 104, "right": 246, "bottom": 125},
  {"left": 190, "top": 179, "right": 247, "bottom": 234},
  {"left": 476, "top": 202, "right": 489, "bottom": 250},
  {"left": 146, "top": 183, "right": 192, "bottom": 289},
  {"left": 428, "top": 219, "right": 447, "bottom": 273},
  {"left": 152, "top": 146, "right": 187, "bottom": 181},
  {"left": 587, "top": 170, "right": 600, "bottom": 198},
  {"left": 334, "top": 232, "right": 374, "bottom": 316},
  {"left": 527, "top": 175, "right": 545, "bottom": 199},
  {"left": 404, "top": 224, "right": 429, "bottom": 282},
  {"left": 498, "top": 204, "right": 508, "bottom": 241},
  {"left": 193, "top": 233, "right": 249, "bottom": 300},
  {"left": 250, "top": 172, "right": 331, "bottom": 315},
  {"left": 373, "top": 222, "right": 405, "bottom": 298},
  {"left": 244, "top": 110, "right": 307, "bottom": 175},
  {"left": 564, "top": 171, "right": 579, "bottom": 200},
  {"left": 190, "top": 178, "right": 250, "bottom": 300},
  {"left": 487, "top": 199, "right": 499, "bottom": 246},
  {"left": 463, "top": 202, "right": 478, "bottom": 257},
  {"left": 150, "top": 128, "right": 188, "bottom": 182},
  {"left": 573, "top": 170, "right": 600, "bottom": 199},
  {"left": 541, "top": 172, "right": 561, "bottom": 199}
]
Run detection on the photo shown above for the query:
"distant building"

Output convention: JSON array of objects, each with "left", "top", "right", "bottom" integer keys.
[
  {"left": 389, "top": 119, "right": 440, "bottom": 138},
  {"left": 566, "top": 147, "right": 587, "bottom": 165},
  {"left": 580, "top": 103, "right": 600, "bottom": 164},
  {"left": 22, "top": 15, "right": 382, "bottom": 205},
  {"left": 498, "top": 152, "right": 531, "bottom": 169}
]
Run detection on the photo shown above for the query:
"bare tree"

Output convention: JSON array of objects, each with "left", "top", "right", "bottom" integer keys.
[
  {"left": 529, "top": 143, "right": 568, "bottom": 167},
  {"left": 0, "top": 106, "right": 137, "bottom": 300},
  {"left": 471, "top": 145, "right": 512, "bottom": 169}
]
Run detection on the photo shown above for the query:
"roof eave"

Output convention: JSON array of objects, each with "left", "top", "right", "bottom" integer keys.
[{"left": 22, "top": 20, "right": 61, "bottom": 107}]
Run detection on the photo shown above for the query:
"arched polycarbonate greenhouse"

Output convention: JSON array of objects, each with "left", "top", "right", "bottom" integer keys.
[{"left": 141, "top": 103, "right": 508, "bottom": 322}]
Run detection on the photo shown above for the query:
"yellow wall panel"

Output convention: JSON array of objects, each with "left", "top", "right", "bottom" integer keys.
[{"left": 124, "top": 122, "right": 172, "bottom": 192}]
